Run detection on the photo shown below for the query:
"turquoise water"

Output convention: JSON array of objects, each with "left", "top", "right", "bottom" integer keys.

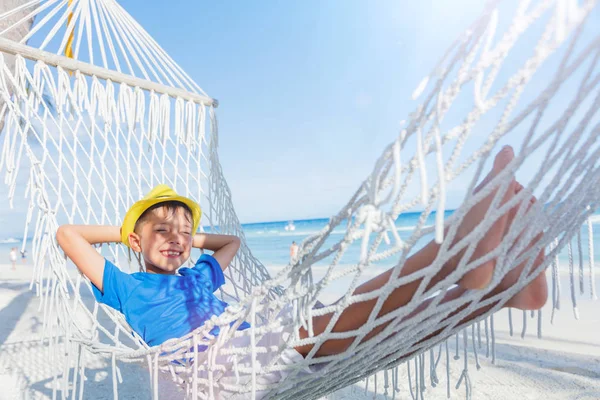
[
  {"left": 242, "top": 211, "right": 600, "bottom": 270},
  {"left": 2, "top": 210, "right": 600, "bottom": 271},
  {"left": 241, "top": 212, "right": 450, "bottom": 268}
]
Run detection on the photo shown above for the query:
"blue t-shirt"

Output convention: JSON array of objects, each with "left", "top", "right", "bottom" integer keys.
[{"left": 92, "top": 254, "right": 250, "bottom": 347}]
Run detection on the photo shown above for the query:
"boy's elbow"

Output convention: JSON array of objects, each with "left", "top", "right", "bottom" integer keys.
[{"left": 55, "top": 225, "right": 73, "bottom": 247}]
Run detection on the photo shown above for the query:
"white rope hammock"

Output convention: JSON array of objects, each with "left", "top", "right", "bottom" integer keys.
[{"left": 0, "top": 0, "right": 599, "bottom": 398}]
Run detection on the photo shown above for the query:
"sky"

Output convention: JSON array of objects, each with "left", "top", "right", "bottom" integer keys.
[
  {"left": 119, "top": 0, "right": 490, "bottom": 223},
  {"left": 0, "top": 0, "right": 599, "bottom": 239}
]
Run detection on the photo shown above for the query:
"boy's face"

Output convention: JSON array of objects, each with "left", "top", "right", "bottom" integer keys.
[{"left": 129, "top": 206, "right": 193, "bottom": 274}]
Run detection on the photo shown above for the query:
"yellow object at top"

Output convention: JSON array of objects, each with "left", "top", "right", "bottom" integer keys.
[
  {"left": 121, "top": 185, "right": 202, "bottom": 248},
  {"left": 65, "top": 0, "right": 75, "bottom": 59}
]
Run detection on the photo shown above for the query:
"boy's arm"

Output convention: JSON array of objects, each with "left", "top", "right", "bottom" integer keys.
[
  {"left": 56, "top": 225, "right": 121, "bottom": 292},
  {"left": 192, "top": 233, "right": 240, "bottom": 271}
]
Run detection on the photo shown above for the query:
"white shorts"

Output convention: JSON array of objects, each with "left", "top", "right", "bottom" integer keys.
[{"left": 194, "top": 308, "right": 317, "bottom": 399}]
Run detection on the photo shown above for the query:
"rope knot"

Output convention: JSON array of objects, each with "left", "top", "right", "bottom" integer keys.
[{"left": 356, "top": 204, "right": 386, "bottom": 233}]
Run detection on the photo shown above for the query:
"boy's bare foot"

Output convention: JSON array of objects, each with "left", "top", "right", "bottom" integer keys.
[
  {"left": 453, "top": 146, "right": 517, "bottom": 290},
  {"left": 502, "top": 249, "right": 548, "bottom": 310},
  {"left": 495, "top": 186, "right": 548, "bottom": 310}
]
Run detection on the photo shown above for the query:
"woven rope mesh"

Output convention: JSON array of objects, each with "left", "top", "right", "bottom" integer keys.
[{"left": 0, "top": 0, "right": 599, "bottom": 399}]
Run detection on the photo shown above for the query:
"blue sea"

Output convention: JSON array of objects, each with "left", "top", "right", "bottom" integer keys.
[
  {"left": 243, "top": 211, "right": 600, "bottom": 270},
  {"left": 240, "top": 212, "right": 447, "bottom": 268},
  {"left": 2, "top": 210, "right": 600, "bottom": 275}
]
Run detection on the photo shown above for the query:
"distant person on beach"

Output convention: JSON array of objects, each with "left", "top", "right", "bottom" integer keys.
[
  {"left": 9, "top": 247, "right": 18, "bottom": 270},
  {"left": 56, "top": 146, "right": 548, "bottom": 396},
  {"left": 290, "top": 241, "right": 299, "bottom": 264},
  {"left": 21, "top": 249, "right": 27, "bottom": 264}
]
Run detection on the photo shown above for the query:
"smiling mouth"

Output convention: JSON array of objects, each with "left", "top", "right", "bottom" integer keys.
[{"left": 161, "top": 250, "right": 182, "bottom": 258}]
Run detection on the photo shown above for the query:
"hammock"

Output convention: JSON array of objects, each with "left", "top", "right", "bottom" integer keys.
[{"left": 0, "top": 0, "right": 598, "bottom": 398}]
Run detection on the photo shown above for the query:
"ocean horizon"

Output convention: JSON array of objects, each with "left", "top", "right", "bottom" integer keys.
[{"left": 2, "top": 209, "right": 600, "bottom": 272}]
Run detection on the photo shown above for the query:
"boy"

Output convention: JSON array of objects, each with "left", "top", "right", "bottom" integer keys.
[{"left": 56, "top": 146, "right": 547, "bottom": 367}]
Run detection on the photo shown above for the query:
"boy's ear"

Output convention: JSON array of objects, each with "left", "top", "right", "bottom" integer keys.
[{"left": 128, "top": 232, "right": 142, "bottom": 252}]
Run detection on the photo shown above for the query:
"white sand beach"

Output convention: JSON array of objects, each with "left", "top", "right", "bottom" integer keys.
[{"left": 0, "top": 263, "right": 598, "bottom": 400}]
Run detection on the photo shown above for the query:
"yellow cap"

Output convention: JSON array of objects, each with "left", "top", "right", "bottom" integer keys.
[{"left": 121, "top": 185, "right": 202, "bottom": 247}]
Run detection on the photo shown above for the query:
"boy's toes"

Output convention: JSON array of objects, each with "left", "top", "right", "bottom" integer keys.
[
  {"left": 493, "top": 145, "right": 514, "bottom": 173},
  {"left": 474, "top": 146, "right": 515, "bottom": 194}
]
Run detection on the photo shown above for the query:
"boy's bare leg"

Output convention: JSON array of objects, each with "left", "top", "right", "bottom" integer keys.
[{"left": 296, "top": 147, "right": 547, "bottom": 357}]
